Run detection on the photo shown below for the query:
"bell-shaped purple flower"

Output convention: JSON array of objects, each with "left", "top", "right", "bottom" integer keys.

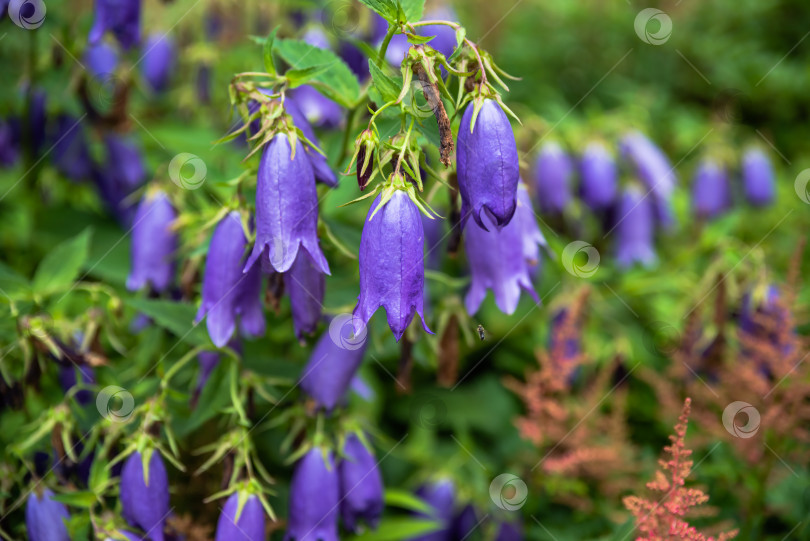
[
  {"left": 141, "top": 34, "right": 176, "bottom": 93},
  {"left": 451, "top": 505, "right": 478, "bottom": 540},
  {"left": 284, "top": 98, "right": 337, "bottom": 187},
  {"left": 286, "top": 447, "right": 340, "bottom": 541},
  {"left": 120, "top": 451, "right": 169, "bottom": 541},
  {"left": 614, "top": 187, "right": 656, "bottom": 268},
  {"left": 215, "top": 491, "right": 266, "bottom": 541},
  {"left": 89, "top": 0, "right": 142, "bottom": 50},
  {"left": 84, "top": 41, "right": 119, "bottom": 80},
  {"left": 197, "top": 212, "right": 265, "bottom": 347},
  {"left": 692, "top": 159, "right": 730, "bottom": 219},
  {"left": 300, "top": 324, "right": 367, "bottom": 411},
  {"left": 516, "top": 182, "right": 547, "bottom": 267},
  {"left": 127, "top": 190, "right": 177, "bottom": 293},
  {"left": 495, "top": 519, "right": 523, "bottom": 541},
  {"left": 620, "top": 132, "right": 676, "bottom": 229},
  {"left": 580, "top": 141, "right": 617, "bottom": 209},
  {"left": 284, "top": 251, "right": 325, "bottom": 340},
  {"left": 464, "top": 197, "right": 540, "bottom": 316},
  {"left": 244, "top": 133, "right": 330, "bottom": 276},
  {"left": 422, "top": 211, "right": 445, "bottom": 270},
  {"left": 51, "top": 114, "right": 93, "bottom": 182},
  {"left": 105, "top": 133, "right": 147, "bottom": 189},
  {"left": 742, "top": 147, "right": 775, "bottom": 207},
  {"left": 410, "top": 479, "right": 455, "bottom": 541},
  {"left": 534, "top": 141, "right": 574, "bottom": 214},
  {"left": 354, "top": 190, "right": 432, "bottom": 341},
  {"left": 25, "top": 488, "right": 70, "bottom": 541},
  {"left": 457, "top": 99, "right": 520, "bottom": 230},
  {"left": 339, "top": 433, "right": 384, "bottom": 532}
]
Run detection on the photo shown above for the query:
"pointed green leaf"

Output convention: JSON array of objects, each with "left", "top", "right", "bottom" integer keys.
[
  {"left": 32, "top": 228, "right": 92, "bottom": 297},
  {"left": 263, "top": 26, "right": 279, "bottom": 76},
  {"left": 358, "top": 0, "right": 398, "bottom": 22},
  {"left": 368, "top": 60, "right": 402, "bottom": 103},
  {"left": 273, "top": 39, "right": 360, "bottom": 108}
]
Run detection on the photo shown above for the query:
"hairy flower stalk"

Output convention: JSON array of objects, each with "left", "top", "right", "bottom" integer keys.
[
  {"left": 286, "top": 448, "right": 340, "bottom": 541},
  {"left": 244, "top": 133, "right": 330, "bottom": 276},
  {"left": 692, "top": 159, "right": 731, "bottom": 219},
  {"left": 339, "top": 433, "right": 384, "bottom": 532},
  {"left": 120, "top": 450, "right": 170, "bottom": 541},
  {"left": 215, "top": 491, "right": 266, "bottom": 541},
  {"left": 580, "top": 141, "right": 618, "bottom": 210},
  {"left": 26, "top": 488, "right": 70, "bottom": 541},
  {"left": 353, "top": 189, "right": 432, "bottom": 341},
  {"left": 299, "top": 324, "right": 367, "bottom": 411},
  {"left": 534, "top": 141, "right": 574, "bottom": 214},
  {"left": 742, "top": 147, "right": 775, "bottom": 207},
  {"left": 615, "top": 187, "right": 656, "bottom": 268},
  {"left": 127, "top": 190, "right": 177, "bottom": 293},
  {"left": 456, "top": 99, "right": 520, "bottom": 230}
]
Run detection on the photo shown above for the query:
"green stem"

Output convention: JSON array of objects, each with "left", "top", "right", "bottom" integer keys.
[{"left": 376, "top": 24, "right": 398, "bottom": 68}]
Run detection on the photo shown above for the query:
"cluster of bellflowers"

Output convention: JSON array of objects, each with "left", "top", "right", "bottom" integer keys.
[{"left": 533, "top": 134, "right": 776, "bottom": 268}]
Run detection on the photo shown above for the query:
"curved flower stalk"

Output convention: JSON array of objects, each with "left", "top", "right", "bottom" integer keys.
[
  {"left": 692, "top": 159, "right": 730, "bottom": 219},
  {"left": 741, "top": 147, "right": 775, "bottom": 207},
  {"left": 127, "top": 190, "right": 177, "bottom": 293},
  {"left": 299, "top": 324, "right": 367, "bottom": 411},
  {"left": 244, "top": 133, "right": 330, "bottom": 275},
  {"left": 354, "top": 189, "right": 432, "bottom": 341},
  {"left": 457, "top": 99, "right": 520, "bottom": 230},
  {"left": 26, "top": 488, "right": 70, "bottom": 541},
  {"left": 141, "top": 34, "right": 176, "bottom": 93},
  {"left": 286, "top": 447, "right": 340, "bottom": 541},
  {"left": 120, "top": 450, "right": 170, "bottom": 541},
  {"left": 620, "top": 131, "right": 677, "bottom": 229},
  {"left": 339, "top": 433, "right": 384, "bottom": 532},
  {"left": 534, "top": 141, "right": 574, "bottom": 214},
  {"left": 614, "top": 187, "right": 657, "bottom": 268},
  {"left": 284, "top": 250, "right": 326, "bottom": 340},
  {"left": 580, "top": 141, "right": 618, "bottom": 210},
  {"left": 215, "top": 490, "right": 266, "bottom": 541},
  {"left": 88, "top": 0, "right": 141, "bottom": 50}
]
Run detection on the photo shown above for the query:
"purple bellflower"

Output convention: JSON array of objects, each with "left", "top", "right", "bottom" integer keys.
[
  {"left": 25, "top": 488, "right": 70, "bottom": 541},
  {"left": 534, "top": 141, "right": 574, "bottom": 214},
  {"left": 88, "top": 0, "right": 142, "bottom": 50},
  {"left": 286, "top": 448, "right": 340, "bottom": 541},
  {"left": 620, "top": 132, "right": 676, "bottom": 229},
  {"left": 692, "top": 159, "right": 731, "bottom": 219},
  {"left": 580, "top": 141, "right": 618, "bottom": 210},
  {"left": 452, "top": 505, "right": 478, "bottom": 540},
  {"left": 196, "top": 212, "right": 266, "bottom": 347},
  {"left": 105, "top": 133, "right": 148, "bottom": 189},
  {"left": 742, "top": 147, "right": 775, "bottom": 207},
  {"left": 120, "top": 451, "right": 170, "bottom": 541},
  {"left": 353, "top": 190, "right": 432, "bottom": 341},
  {"left": 215, "top": 491, "right": 266, "bottom": 541},
  {"left": 141, "top": 34, "right": 176, "bottom": 93},
  {"left": 84, "top": 41, "right": 119, "bottom": 80},
  {"left": 284, "top": 250, "right": 325, "bottom": 340},
  {"left": 614, "top": 187, "right": 656, "bottom": 268},
  {"left": 410, "top": 479, "right": 455, "bottom": 541},
  {"left": 284, "top": 98, "right": 338, "bottom": 187},
  {"left": 244, "top": 133, "right": 330, "bottom": 276},
  {"left": 0, "top": 117, "right": 20, "bottom": 167},
  {"left": 299, "top": 325, "right": 367, "bottom": 411},
  {"left": 127, "top": 190, "right": 177, "bottom": 293},
  {"left": 495, "top": 519, "right": 523, "bottom": 541},
  {"left": 51, "top": 114, "right": 93, "bottom": 181},
  {"left": 28, "top": 89, "right": 47, "bottom": 157},
  {"left": 516, "top": 181, "right": 547, "bottom": 268},
  {"left": 457, "top": 99, "right": 520, "bottom": 230},
  {"left": 339, "top": 433, "right": 384, "bottom": 532},
  {"left": 289, "top": 85, "right": 343, "bottom": 129}
]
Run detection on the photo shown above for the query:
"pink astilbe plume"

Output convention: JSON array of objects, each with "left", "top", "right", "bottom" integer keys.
[{"left": 623, "top": 398, "right": 738, "bottom": 541}]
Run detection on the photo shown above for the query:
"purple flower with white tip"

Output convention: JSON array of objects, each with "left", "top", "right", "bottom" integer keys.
[
  {"left": 300, "top": 325, "right": 367, "bottom": 411},
  {"left": 286, "top": 448, "right": 340, "bottom": 541},
  {"left": 534, "top": 141, "right": 574, "bottom": 214},
  {"left": 141, "top": 34, "right": 176, "bottom": 93},
  {"left": 84, "top": 41, "right": 119, "bottom": 80},
  {"left": 196, "top": 212, "right": 265, "bottom": 347},
  {"left": 244, "top": 133, "right": 330, "bottom": 276},
  {"left": 580, "top": 142, "right": 618, "bottom": 209},
  {"left": 215, "top": 491, "right": 266, "bottom": 541},
  {"left": 120, "top": 451, "right": 169, "bottom": 541},
  {"left": 88, "top": 0, "right": 142, "bottom": 50},
  {"left": 354, "top": 190, "right": 432, "bottom": 341},
  {"left": 692, "top": 159, "right": 730, "bottom": 219},
  {"left": 339, "top": 433, "right": 384, "bottom": 532},
  {"left": 409, "top": 480, "right": 455, "bottom": 541},
  {"left": 742, "top": 147, "right": 775, "bottom": 207},
  {"left": 620, "top": 132, "right": 676, "bottom": 229},
  {"left": 614, "top": 187, "right": 656, "bottom": 268},
  {"left": 457, "top": 99, "right": 520, "bottom": 230},
  {"left": 25, "top": 488, "right": 70, "bottom": 541},
  {"left": 284, "top": 251, "right": 325, "bottom": 340},
  {"left": 127, "top": 190, "right": 177, "bottom": 293}
]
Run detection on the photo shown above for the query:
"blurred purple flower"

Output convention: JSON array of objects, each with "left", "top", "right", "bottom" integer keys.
[
  {"left": 420, "top": 7, "right": 458, "bottom": 58},
  {"left": 615, "top": 187, "right": 656, "bottom": 268},
  {"left": 284, "top": 251, "right": 325, "bottom": 340},
  {"left": 127, "top": 190, "right": 177, "bottom": 293},
  {"left": 457, "top": 99, "right": 520, "bottom": 230},
  {"left": 284, "top": 98, "right": 337, "bottom": 187},
  {"left": 286, "top": 448, "right": 340, "bottom": 541},
  {"left": 516, "top": 181, "right": 547, "bottom": 268},
  {"left": 302, "top": 26, "right": 331, "bottom": 49},
  {"left": 620, "top": 131, "right": 676, "bottom": 229},
  {"left": 141, "top": 34, "right": 176, "bottom": 93},
  {"left": 288, "top": 85, "right": 342, "bottom": 129},
  {"left": 0, "top": 117, "right": 20, "bottom": 167},
  {"left": 495, "top": 519, "right": 523, "bottom": 541},
  {"left": 244, "top": 134, "right": 330, "bottom": 275},
  {"left": 452, "top": 505, "right": 478, "bottom": 540},
  {"left": 120, "top": 451, "right": 169, "bottom": 541},
  {"left": 549, "top": 308, "right": 580, "bottom": 362},
  {"left": 339, "top": 433, "right": 384, "bottom": 532},
  {"left": 692, "top": 159, "right": 730, "bottom": 219},
  {"left": 534, "top": 141, "right": 573, "bottom": 215},
  {"left": 215, "top": 491, "right": 266, "bottom": 541},
  {"left": 105, "top": 133, "right": 148, "bottom": 189},
  {"left": 28, "top": 89, "right": 47, "bottom": 157},
  {"left": 84, "top": 41, "right": 119, "bottom": 80},
  {"left": 51, "top": 115, "right": 93, "bottom": 181},
  {"left": 409, "top": 480, "right": 455, "bottom": 541},
  {"left": 26, "top": 488, "right": 70, "bottom": 541},
  {"left": 742, "top": 147, "right": 775, "bottom": 207},
  {"left": 580, "top": 141, "right": 618, "bottom": 210},
  {"left": 354, "top": 191, "right": 432, "bottom": 341},
  {"left": 59, "top": 364, "right": 96, "bottom": 406},
  {"left": 300, "top": 325, "right": 367, "bottom": 411},
  {"left": 88, "top": 0, "right": 142, "bottom": 50}
]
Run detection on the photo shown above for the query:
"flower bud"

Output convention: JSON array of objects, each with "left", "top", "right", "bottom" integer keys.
[
  {"left": 215, "top": 491, "right": 266, "bottom": 541},
  {"left": 287, "top": 448, "right": 340, "bottom": 541},
  {"left": 339, "top": 433, "right": 384, "bottom": 532},
  {"left": 354, "top": 130, "right": 376, "bottom": 190},
  {"left": 127, "top": 190, "right": 177, "bottom": 293},
  {"left": 120, "top": 451, "right": 170, "bottom": 541},
  {"left": 84, "top": 41, "right": 119, "bottom": 80},
  {"left": 25, "top": 488, "right": 70, "bottom": 541}
]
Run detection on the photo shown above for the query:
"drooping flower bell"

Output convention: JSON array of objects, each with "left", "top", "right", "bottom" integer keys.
[
  {"left": 692, "top": 159, "right": 730, "bottom": 219},
  {"left": 339, "top": 433, "right": 384, "bottom": 532},
  {"left": 411, "top": 479, "right": 455, "bottom": 541},
  {"left": 614, "top": 187, "right": 656, "bottom": 268},
  {"left": 244, "top": 133, "right": 330, "bottom": 276},
  {"left": 84, "top": 41, "right": 119, "bottom": 80},
  {"left": 120, "top": 450, "right": 170, "bottom": 541},
  {"left": 495, "top": 519, "right": 523, "bottom": 541},
  {"left": 742, "top": 147, "right": 775, "bottom": 207},
  {"left": 457, "top": 99, "right": 520, "bottom": 230},
  {"left": 215, "top": 490, "right": 266, "bottom": 541},
  {"left": 580, "top": 141, "right": 618, "bottom": 210},
  {"left": 284, "top": 250, "right": 325, "bottom": 340},
  {"left": 104, "top": 133, "right": 147, "bottom": 189},
  {"left": 289, "top": 85, "right": 343, "bottom": 129},
  {"left": 286, "top": 447, "right": 340, "bottom": 541},
  {"left": 88, "top": 0, "right": 142, "bottom": 50},
  {"left": 299, "top": 324, "right": 367, "bottom": 411},
  {"left": 26, "top": 488, "right": 70, "bottom": 541},
  {"left": 140, "top": 34, "right": 176, "bottom": 93},
  {"left": 353, "top": 189, "right": 432, "bottom": 341},
  {"left": 620, "top": 131, "right": 676, "bottom": 229},
  {"left": 451, "top": 505, "right": 478, "bottom": 540},
  {"left": 515, "top": 181, "right": 547, "bottom": 269},
  {"left": 534, "top": 141, "right": 574, "bottom": 214},
  {"left": 284, "top": 98, "right": 337, "bottom": 187},
  {"left": 51, "top": 114, "right": 93, "bottom": 182},
  {"left": 196, "top": 212, "right": 266, "bottom": 347},
  {"left": 127, "top": 190, "right": 177, "bottom": 293}
]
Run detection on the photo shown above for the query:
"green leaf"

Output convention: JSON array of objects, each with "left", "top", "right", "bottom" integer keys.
[
  {"left": 263, "top": 26, "right": 279, "bottom": 76},
  {"left": 358, "top": 0, "right": 398, "bottom": 22},
  {"left": 0, "top": 262, "right": 30, "bottom": 300},
  {"left": 398, "top": 0, "right": 425, "bottom": 23},
  {"left": 368, "top": 60, "right": 402, "bottom": 103},
  {"left": 348, "top": 518, "right": 440, "bottom": 541},
  {"left": 286, "top": 62, "right": 336, "bottom": 88},
  {"left": 125, "top": 298, "right": 211, "bottom": 346},
  {"left": 51, "top": 491, "right": 98, "bottom": 509},
  {"left": 32, "top": 228, "right": 92, "bottom": 297},
  {"left": 274, "top": 39, "right": 361, "bottom": 108},
  {"left": 384, "top": 489, "right": 434, "bottom": 515}
]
